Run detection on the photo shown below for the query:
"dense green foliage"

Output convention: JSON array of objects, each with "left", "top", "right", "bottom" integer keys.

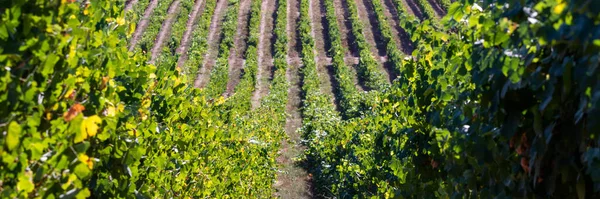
[
  {"left": 273, "top": 0, "right": 288, "bottom": 70},
  {"left": 303, "top": 0, "right": 600, "bottom": 198},
  {"left": 3, "top": 0, "right": 600, "bottom": 198},
  {"left": 0, "top": 0, "right": 283, "bottom": 197}
]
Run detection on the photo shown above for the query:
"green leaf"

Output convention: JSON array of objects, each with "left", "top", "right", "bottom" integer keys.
[
  {"left": 0, "top": 24, "right": 8, "bottom": 40},
  {"left": 17, "top": 173, "right": 34, "bottom": 193},
  {"left": 6, "top": 121, "right": 21, "bottom": 151},
  {"left": 42, "top": 54, "right": 59, "bottom": 77},
  {"left": 73, "top": 163, "right": 91, "bottom": 179},
  {"left": 442, "top": 92, "right": 452, "bottom": 102},
  {"left": 76, "top": 188, "right": 91, "bottom": 199}
]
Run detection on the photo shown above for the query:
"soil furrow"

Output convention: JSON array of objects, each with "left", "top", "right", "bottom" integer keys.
[
  {"left": 124, "top": 0, "right": 139, "bottom": 11},
  {"left": 149, "top": 0, "right": 181, "bottom": 64},
  {"left": 128, "top": 0, "right": 159, "bottom": 51},
  {"left": 309, "top": 0, "right": 337, "bottom": 106},
  {"left": 382, "top": 0, "right": 414, "bottom": 54},
  {"left": 277, "top": 49, "right": 311, "bottom": 199},
  {"left": 225, "top": 0, "right": 251, "bottom": 96},
  {"left": 427, "top": 0, "right": 446, "bottom": 17},
  {"left": 354, "top": 0, "right": 392, "bottom": 84},
  {"left": 378, "top": 0, "right": 404, "bottom": 50},
  {"left": 287, "top": 0, "right": 301, "bottom": 59},
  {"left": 354, "top": 0, "right": 386, "bottom": 57},
  {"left": 403, "top": 0, "right": 425, "bottom": 20},
  {"left": 193, "top": 0, "right": 229, "bottom": 88},
  {"left": 251, "top": 0, "right": 277, "bottom": 109},
  {"left": 175, "top": 0, "right": 207, "bottom": 68}
]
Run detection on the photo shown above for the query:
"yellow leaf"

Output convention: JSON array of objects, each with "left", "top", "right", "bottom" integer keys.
[
  {"left": 216, "top": 96, "right": 226, "bottom": 105},
  {"left": 79, "top": 115, "right": 102, "bottom": 142},
  {"left": 553, "top": 2, "right": 567, "bottom": 14},
  {"left": 129, "top": 23, "right": 136, "bottom": 36},
  {"left": 141, "top": 99, "right": 151, "bottom": 108},
  {"left": 106, "top": 106, "right": 116, "bottom": 117},
  {"left": 116, "top": 17, "right": 125, "bottom": 26},
  {"left": 78, "top": 154, "right": 94, "bottom": 169}
]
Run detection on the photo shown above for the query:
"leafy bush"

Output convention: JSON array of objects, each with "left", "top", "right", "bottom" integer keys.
[
  {"left": 304, "top": 0, "right": 600, "bottom": 198},
  {"left": 0, "top": 0, "right": 283, "bottom": 197}
]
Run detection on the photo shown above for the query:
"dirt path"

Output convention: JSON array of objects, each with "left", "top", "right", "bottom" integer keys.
[
  {"left": 193, "top": 0, "right": 228, "bottom": 88},
  {"left": 309, "top": 0, "right": 337, "bottom": 106},
  {"left": 275, "top": 58, "right": 311, "bottom": 198},
  {"left": 403, "top": 0, "right": 425, "bottom": 20},
  {"left": 149, "top": 0, "right": 181, "bottom": 64},
  {"left": 427, "top": 0, "right": 446, "bottom": 17},
  {"left": 251, "top": 0, "right": 276, "bottom": 109},
  {"left": 287, "top": 0, "right": 301, "bottom": 59},
  {"left": 382, "top": 0, "right": 414, "bottom": 54},
  {"left": 128, "top": 0, "right": 158, "bottom": 51},
  {"left": 274, "top": 0, "right": 311, "bottom": 196},
  {"left": 124, "top": 0, "right": 139, "bottom": 11},
  {"left": 225, "top": 0, "right": 251, "bottom": 96},
  {"left": 175, "top": 0, "right": 206, "bottom": 68}
]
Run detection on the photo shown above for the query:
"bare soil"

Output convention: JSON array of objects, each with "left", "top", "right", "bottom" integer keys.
[
  {"left": 225, "top": 0, "right": 252, "bottom": 96},
  {"left": 176, "top": 0, "right": 207, "bottom": 68},
  {"left": 355, "top": 0, "right": 386, "bottom": 57},
  {"left": 332, "top": 0, "right": 358, "bottom": 57},
  {"left": 275, "top": 52, "right": 312, "bottom": 199},
  {"left": 354, "top": 0, "right": 391, "bottom": 84},
  {"left": 382, "top": 0, "right": 414, "bottom": 54},
  {"left": 193, "top": 0, "right": 228, "bottom": 88},
  {"left": 251, "top": 0, "right": 277, "bottom": 109},
  {"left": 149, "top": 0, "right": 181, "bottom": 64},
  {"left": 128, "top": 0, "right": 159, "bottom": 51},
  {"left": 378, "top": 0, "right": 403, "bottom": 51},
  {"left": 427, "top": 0, "right": 446, "bottom": 17},
  {"left": 124, "top": 0, "right": 139, "bottom": 11},
  {"left": 403, "top": 0, "right": 425, "bottom": 20},
  {"left": 287, "top": 0, "right": 301, "bottom": 59}
]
